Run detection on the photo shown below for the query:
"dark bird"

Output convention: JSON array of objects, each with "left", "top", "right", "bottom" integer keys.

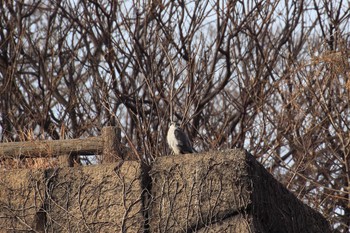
[{"left": 167, "top": 122, "right": 195, "bottom": 154}]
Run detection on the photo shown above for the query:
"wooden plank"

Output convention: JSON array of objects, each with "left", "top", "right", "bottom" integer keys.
[
  {"left": 0, "top": 137, "right": 104, "bottom": 159},
  {"left": 102, "top": 126, "right": 122, "bottom": 163}
]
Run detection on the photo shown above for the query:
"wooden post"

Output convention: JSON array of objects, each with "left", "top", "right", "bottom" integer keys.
[
  {"left": 0, "top": 127, "right": 123, "bottom": 166},
  {"left": 102, "top": 126, "right": 122, "bottom": 163},
  {"left": 0, "top": 137, "right": 104, "bottom": 159}
]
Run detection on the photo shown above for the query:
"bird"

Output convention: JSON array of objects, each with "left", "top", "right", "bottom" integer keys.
[{"left": 167, "top": 122, "right": 195, "bottom": 155}]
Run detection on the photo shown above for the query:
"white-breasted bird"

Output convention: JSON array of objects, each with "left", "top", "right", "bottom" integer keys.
[{"left": 167, "top": 122, "right": 195, "bottom": 155}]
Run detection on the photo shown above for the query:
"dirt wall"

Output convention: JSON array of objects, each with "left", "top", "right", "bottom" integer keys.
[{"left": 0, "top": 149, "right": 330, "bottom": 232}]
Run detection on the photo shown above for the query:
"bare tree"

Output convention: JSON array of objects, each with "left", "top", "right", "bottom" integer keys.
[{"left": 1, "top": 0, "right": 349, "bottom": 231}]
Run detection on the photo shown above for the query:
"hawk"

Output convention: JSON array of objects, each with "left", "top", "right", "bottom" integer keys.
[{"left": 167, "top": 122, "right": 195, "bottom": 155}]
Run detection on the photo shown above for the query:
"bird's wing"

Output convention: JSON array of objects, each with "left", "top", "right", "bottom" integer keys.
[{"left": 174, "top": 127, "right": 193, "bottom": 153}]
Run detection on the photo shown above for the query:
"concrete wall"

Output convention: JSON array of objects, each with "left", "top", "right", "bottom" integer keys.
[{"left": 0, "top": 149, "right": 330, "bottom": 232}]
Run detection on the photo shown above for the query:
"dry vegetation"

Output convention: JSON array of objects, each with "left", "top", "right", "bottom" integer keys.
[{"left": 0, "top": 0, "right": 349, "bottom": 231}]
